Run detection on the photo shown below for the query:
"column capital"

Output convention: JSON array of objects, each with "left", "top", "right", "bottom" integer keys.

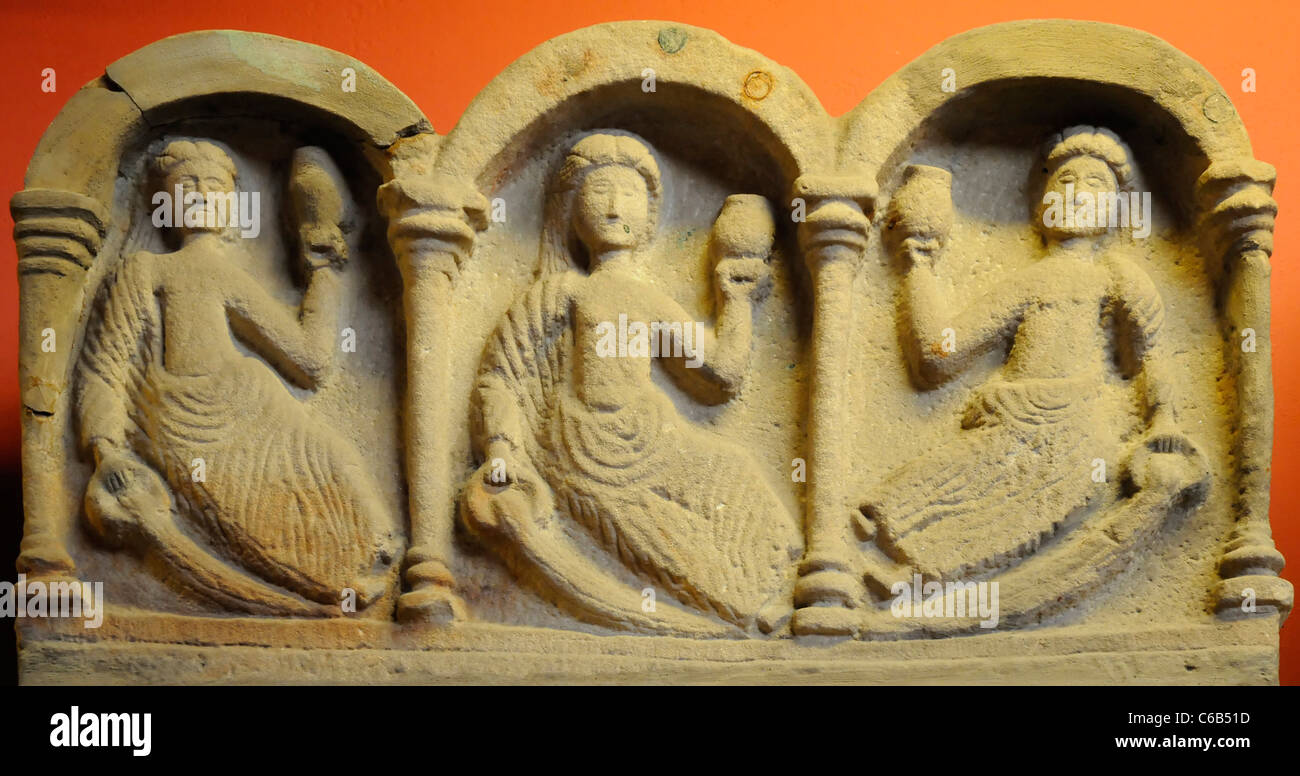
[
  {"left": 11, "top": 187, "right": 109, "bottom": 276},
  {"left": 791, "top": 173, "right": 876, "bottom": 272},
  {"left": 377, "top": 144, "right": 488, "bottom": 284},
  {"left": 1195, "top": 158, "right": 1276, "bottom": 266}
]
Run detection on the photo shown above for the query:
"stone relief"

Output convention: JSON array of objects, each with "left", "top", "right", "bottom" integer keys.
[
  {"left": 78, "top": 140, "right": 397, "bottom": 616},
  {"left": 848, "top": 133, "right": 1210, "bottom": 633},
  {"left": 9, "top": 21, "right": 1291, "bottom": 683},
  {"left": 461, "top": 133, "right": 800, "bottom": 636}
]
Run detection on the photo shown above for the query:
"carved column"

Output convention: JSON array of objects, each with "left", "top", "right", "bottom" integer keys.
[
  {"left": 1197, "top": 159, "right": 1294, "bottom": 620},
  {"left": 11, "top": 188, "right": 109, "bottom": 578},
  {"left": 378, "top": 136, "right": 487, "bottom": 624},
  {"left": 790, "top": 174, "right": 876, "bottom": 636}
]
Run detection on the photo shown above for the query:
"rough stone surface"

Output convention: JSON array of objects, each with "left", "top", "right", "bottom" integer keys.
[{"left": 10, "top": 20, "right": 1290, "bottom": 684}]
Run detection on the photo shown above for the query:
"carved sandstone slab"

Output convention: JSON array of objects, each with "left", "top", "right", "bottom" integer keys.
[{"left": 11, "top": 21, "right": 1289, "bottom": 684}]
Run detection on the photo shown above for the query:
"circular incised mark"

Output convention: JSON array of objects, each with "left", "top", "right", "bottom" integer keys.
[
  {"left": 1202, "top": 92, "right": 1233, "bottom": 124},
  {"left": 743, "top": 70, "right": 774, "bottom": 101}
]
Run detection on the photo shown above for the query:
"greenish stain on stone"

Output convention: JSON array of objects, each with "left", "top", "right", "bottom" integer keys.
[
  {"left": 658, "top": 28, "right": 688, "bottom": 54},
  {"left": 224, "top": 31, "right": 324, "bottom": 92}
]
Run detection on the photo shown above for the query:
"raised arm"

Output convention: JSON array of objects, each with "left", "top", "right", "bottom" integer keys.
[
  {"left": 224, "top": 143, "right": 353, "bottom": 391},
  {"left": 224, "top": 264, "right": 342, "bottom": 390},
  {"left": 902, "top": 253, "right": 1026, "bottom": 389},
  {"left": 655, "top": 257, "right": 767, "bottom": 405},
  {"left": 885, "top": 165, "right": 1025, "bottom": 389},
  {"left": 658, "top": 194, "right": 775, "bottom": 404}
]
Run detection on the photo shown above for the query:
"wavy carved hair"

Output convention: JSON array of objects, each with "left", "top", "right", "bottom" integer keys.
[
  {"left": 151, "top": 138, "right": 239, "bottom": 193},
  {"left": 537, "top": 132, "right": 663, "bottom": 277},
  {"left": 1041, "top": 125, "right": 1134, "bottom": 189},
  {"left": 1032, "top": 125, "right": 1136, "bottom": 229}
]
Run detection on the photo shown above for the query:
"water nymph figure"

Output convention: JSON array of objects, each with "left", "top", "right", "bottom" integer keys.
[
  {"left": 857, "top": 128, "right": 1196, "bottom": 593},
  {"left": 463, "top": 132, "right": 801, "bottom": 634},
  {"left": 79, "top": 140, "right": 397, "bottom": 613}
]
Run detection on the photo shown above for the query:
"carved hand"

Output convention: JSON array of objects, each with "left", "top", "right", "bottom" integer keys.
[
  {"left": 1145, "top": 417, "right": 1194, "bottom": 456},
  {"left": 92, "top": 446, "right": 143, "bottom": 499},
  {"left": 85, "top": 447, "right": 166, "bottom": 548},
  {"left": 715, "top": 257, "right": 772, "bottom": 303},
  {"left": 463, "top": 444, "right": 553, "bottom": 537},
  {"left": 898, "top": 234, "right": 943, "bottom": 271},
  {"left": 90, "top": 438, "right": 148, "bottom": 502},
  {"left": 299, "top": 226, "right": 348, "bottom": 275}
]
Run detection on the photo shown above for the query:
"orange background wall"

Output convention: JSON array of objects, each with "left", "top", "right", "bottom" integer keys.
[{"left": 1, "top": 0, "right": 1296, "bottom": 682}]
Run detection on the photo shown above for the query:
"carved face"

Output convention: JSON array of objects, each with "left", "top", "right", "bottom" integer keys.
[
  {"left": 1040, "top": 154, "right": 1118, "bottom": 239},
  {"left": 572, "top": 165, "right": 650, "bottom": 260},
  {"left": 163, "top": 158, "right": 236, "bottom": 236}
]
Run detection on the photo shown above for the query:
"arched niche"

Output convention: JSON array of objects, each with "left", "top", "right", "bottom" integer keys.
[
  {"left": 829, "top": 20, "right": 1285, "bottom": 633},
  {"left": 418, "top": 21, "right": 837, "bottom": 633},
  {"left": 433, "top": 21, "right": 835, "bottom": 191},
  {"left": 13, "top": 30, "right": 427, "bottom": 608}
]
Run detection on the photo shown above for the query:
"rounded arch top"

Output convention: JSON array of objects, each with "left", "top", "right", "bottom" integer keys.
[
  {"left": 840, "top": 19, "right": 1255, "bottom": 176},
  {"left": 104, "top": 29, "right": 430, "bottom": 147},
  {"left": 24, "top": 29, "right": 430, "bottom": 201},
  {"left": 432, "top": 21, "right": 836, "bottom": 190}
]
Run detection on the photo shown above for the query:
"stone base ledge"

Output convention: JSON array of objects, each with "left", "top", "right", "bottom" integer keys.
[{"left": 17, "top": 610, "right": 1281, "bottom": 685}]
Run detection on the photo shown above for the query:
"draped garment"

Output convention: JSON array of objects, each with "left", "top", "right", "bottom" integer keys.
[
  {"left": 77, "top": 252, "right": 387, "bottom": 603},
  {"left": 473, "top": 272, "right": 801, "bottom": 626}
]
